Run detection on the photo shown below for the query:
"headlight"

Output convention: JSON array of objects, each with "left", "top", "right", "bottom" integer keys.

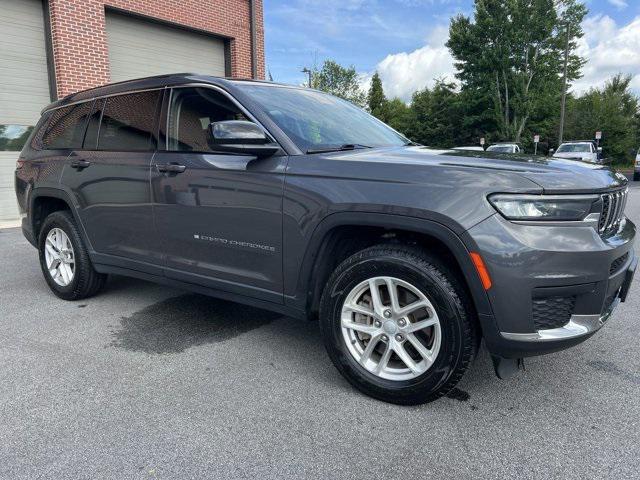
[{"left": 489, "top": 194, "right": 599, "bottom": 221}]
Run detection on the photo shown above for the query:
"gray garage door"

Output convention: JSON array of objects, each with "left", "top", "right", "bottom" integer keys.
[
  {"left": 106, "top": 12, "right": 227, "bottom": 83},
  {"left": 0, "top": 0, "right": 51, "bottom": 224}
]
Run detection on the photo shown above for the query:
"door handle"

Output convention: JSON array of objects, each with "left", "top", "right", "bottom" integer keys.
[
  {"left": 70, "top": 160, "right": 91, "bottom": 169},
  {"left": 156, "top": 163, "right": 186, "bottom": 173}
]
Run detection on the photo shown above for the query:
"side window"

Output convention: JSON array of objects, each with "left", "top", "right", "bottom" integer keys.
[
  {"left": 166, "top": 87, "right": 248, "bottom": 152},
  {"left": 42, "top": 102, "right": 93, "bottom": 149},
  {"left": 97, "top": 91, "right": 160, "bottom": 151}
]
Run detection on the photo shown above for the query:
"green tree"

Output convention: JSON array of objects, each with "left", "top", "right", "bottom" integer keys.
[
  {"left": 367, "top": 72, "right": 387, "bottom": 119},
  {"left": 0, "top": 125, "right": 7, "bottom": 151},
  {"left": 406, "top": 80, "right": 463, "bottom": 147},
  {"left": 0, "top": 125, "right": 33, "bottom": 151},
  {"left": 384, "top": 98, "right": 414, "bottom": 135},
  {"left": 447, "top": 0, "right": 587, "bottom": 143},
  {"left": 564, "top": 74, "right": 639, "bottom": 164},
  {"left": 311, "top": 60, "right": 366, "bottom": 107}
]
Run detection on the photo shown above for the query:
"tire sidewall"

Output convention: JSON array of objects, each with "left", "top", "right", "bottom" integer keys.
[{"left": 321, "top": 252, "right": 467, "bottom": 402}]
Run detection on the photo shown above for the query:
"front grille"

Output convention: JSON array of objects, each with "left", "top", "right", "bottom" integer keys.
[
  {"left": 532, "top": 296, "right": 576, "bottom": 330},
  {"left": 610, "top": 252, "right": 629, "bottom": 275},
  {"left": 598, "top": 189, "right": 628, "bottom": 235}
]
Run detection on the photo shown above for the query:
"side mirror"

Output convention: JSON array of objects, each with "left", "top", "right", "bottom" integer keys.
[
  {"left": 208, "top": 120, "right": 280, "bottom": 157},
  {"left": 548, "top": 148, "right": 555, "bottom": 156}
]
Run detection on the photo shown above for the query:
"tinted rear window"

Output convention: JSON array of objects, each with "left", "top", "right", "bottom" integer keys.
[
  {"left": 97, "top": 91, "right": 160, "bottom": 151},
  {"left": 42, "top": 102, "right": 94, "bottom": 149}
]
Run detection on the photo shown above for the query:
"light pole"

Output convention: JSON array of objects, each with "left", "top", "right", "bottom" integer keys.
[
  {"left": 558, "top": 22, "right": 571, "bottom": 145},
  {"left": 301, "top": 67, "right": 313, "bottom": 88}
]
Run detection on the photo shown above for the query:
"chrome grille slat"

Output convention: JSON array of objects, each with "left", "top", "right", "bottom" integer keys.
[
  {"left": 620, "top": 190, "right": 628, "bottom": 226},
  {"left": 612, "top": 193, "right": 620, "bottom": 229},
  {"left": 615, "top": 191, "right": 624, "bottom": 227},
  {"left": 598, "top": 188, "right": 628, "bottom": 235},
  {"left": 599, "top": 194, "right": 611, "bottom": 232}
]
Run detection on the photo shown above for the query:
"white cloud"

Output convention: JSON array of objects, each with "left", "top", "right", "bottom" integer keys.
[
  {"left": 363, "top": 14, "right": 640, "bottom": 101},
  {"left": 573, "top": 15, "right": 640, "bottom": 94},
  {"left": 365, "top": 25, "right": 455, "bottom": 101},
  {"left": 607, "top": 0, "right": 628, "bottom": 9}
]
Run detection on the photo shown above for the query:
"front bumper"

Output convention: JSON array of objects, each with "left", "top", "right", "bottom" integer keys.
[{"left": 468, "top": 213, "right": 636, "bottom": 358}]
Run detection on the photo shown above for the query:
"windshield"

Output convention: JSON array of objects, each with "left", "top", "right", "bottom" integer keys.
[
  {"left": 487, "top": 145, "right": 513, "bottom": 153},
  {"left": 557, "top": 143, "right": 591, "bottom": 153},
  {"left": 239, "top": 85, "right": 408, "bottom": 152}
]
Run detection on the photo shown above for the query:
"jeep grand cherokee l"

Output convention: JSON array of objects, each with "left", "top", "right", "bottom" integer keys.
[{"left": 15, "top": 74, "right": 637, "bottom": 405}]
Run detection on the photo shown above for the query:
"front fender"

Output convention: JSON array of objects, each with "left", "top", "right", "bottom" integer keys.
[{"left": 287, "top": 211, "right": 494, "bottom": 321}]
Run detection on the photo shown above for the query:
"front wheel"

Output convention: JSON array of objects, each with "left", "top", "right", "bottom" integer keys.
[
  {"left": 38, "top": 210, "right": 106, "bottom": 300},
  {"left": 319, "top": 245, "right": 478, "bottom": 405}
]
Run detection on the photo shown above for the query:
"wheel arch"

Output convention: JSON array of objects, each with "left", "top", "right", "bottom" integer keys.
[
  {"left": 298, "top": 212, "right": 493, "bottom": 324},
  {"left": 29, "top": 187, "right": 91, "bottom": 249}
]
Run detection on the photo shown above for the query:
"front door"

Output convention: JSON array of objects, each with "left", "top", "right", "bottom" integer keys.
[
  {"left": 61, "top": 90, "right": 163, "bottom": 269},
  {"left": 151, "top": 87, "right": 286, "bottom": 303}
]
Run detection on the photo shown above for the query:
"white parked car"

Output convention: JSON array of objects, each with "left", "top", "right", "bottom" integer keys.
[
  {"left": 486, "top": 143, "right": 521, "bottom": 154},
  {"left": 635, "top": 148, "right": 639, "bottom": 181},
  {"left": 553, "top": 141, "right": 602, "bottom": 163}
]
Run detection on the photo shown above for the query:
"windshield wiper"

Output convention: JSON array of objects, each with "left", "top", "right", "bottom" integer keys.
[{"left": 306, "top": 143, "right": 372, "bottom": 154}]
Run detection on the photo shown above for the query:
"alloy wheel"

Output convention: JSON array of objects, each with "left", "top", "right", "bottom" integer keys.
[
  {"left": 44, "top": 228, "right": 75, "bottom": 287},
  {"left": 340, "top": 276, "right": 442, "bottom": 381}
]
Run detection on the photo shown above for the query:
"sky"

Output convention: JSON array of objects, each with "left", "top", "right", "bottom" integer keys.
[{"left": 263, "top": 0, "right": 640, "bottom": 101}]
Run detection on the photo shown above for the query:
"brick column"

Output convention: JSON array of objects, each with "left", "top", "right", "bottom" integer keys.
[
  {"left": 48, "top": 0, "right": 110, "bottom": 98},
  {"left": 253, "top": 0, "right": 265, "bottom": 79}
]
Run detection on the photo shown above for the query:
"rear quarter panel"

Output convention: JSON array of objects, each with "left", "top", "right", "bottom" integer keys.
[{"left": 15, "top": 114, "right": 69, "bottom": 218}]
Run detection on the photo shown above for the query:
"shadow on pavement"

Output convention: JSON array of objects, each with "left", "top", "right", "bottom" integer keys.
[{"left": 110, "top": 293, "right": 280, "bottom": 354}]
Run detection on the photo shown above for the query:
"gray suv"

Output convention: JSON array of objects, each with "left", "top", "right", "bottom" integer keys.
[{"left": 14, "top": 74, "right": 637, "bottom": 405}]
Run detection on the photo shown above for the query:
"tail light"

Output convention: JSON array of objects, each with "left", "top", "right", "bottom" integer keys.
[{"left": 16, "top": 158, "right": 25, "bottom": 170}]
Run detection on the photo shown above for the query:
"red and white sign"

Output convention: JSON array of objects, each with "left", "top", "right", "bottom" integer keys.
[
  {"left": 595, "top": 131, "right": 602, "bottom": 140},
  {"left": 534, "top": 135, "right": 540, "bottom": 143}
]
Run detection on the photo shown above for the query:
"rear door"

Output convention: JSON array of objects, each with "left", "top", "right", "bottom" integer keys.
[
  {"left": 61, "top": 90, "right": 163, "bottom": 270},
  {"left": 151, "top": 86, "right": 286, "bottom": 303}
]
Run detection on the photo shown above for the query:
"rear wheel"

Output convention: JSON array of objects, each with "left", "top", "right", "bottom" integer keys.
[
  {"left": 320, "top": 245, "right": 478, "bottom": 405},
  {"left": 38, "top": 211, "right": 106, "bottom": 300}
]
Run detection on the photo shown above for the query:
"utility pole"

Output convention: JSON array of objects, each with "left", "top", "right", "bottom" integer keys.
[
  {"left": 301, "top": 67, "right": 312, "bottom": 88},
  {"left": 558, "top": 22, "right": 571, "bottom": 145}
]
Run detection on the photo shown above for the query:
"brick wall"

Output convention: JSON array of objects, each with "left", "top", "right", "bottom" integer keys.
[{"left": 47, "top": 0, "right": 264, "bottom": 97}]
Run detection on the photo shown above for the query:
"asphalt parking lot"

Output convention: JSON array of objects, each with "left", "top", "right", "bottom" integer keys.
[{"left": 1, "top": 185, "right": 639, "bottom": 479}]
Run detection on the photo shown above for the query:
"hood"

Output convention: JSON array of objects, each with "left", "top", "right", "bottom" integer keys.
[
  {"left": 553, "top": 152, "right": 596, "bottom": 161},
  {"left": 326, "top": 146, "right": 627, "bottom": 194}
]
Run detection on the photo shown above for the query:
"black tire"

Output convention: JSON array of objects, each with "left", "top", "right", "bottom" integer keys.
[
  {"left": 319, "top": 244, "right": 478, "bottom": 405},
  {"left": 634, "top": 172, "right": 640, "bottom": 181},
  {"left": 38, "top": 210, "right": 106, "bottom": 300}
]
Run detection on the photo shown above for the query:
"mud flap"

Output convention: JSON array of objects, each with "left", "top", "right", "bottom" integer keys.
[{"left": 492, "top": 355, "right": 525, "bottom": 379}]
